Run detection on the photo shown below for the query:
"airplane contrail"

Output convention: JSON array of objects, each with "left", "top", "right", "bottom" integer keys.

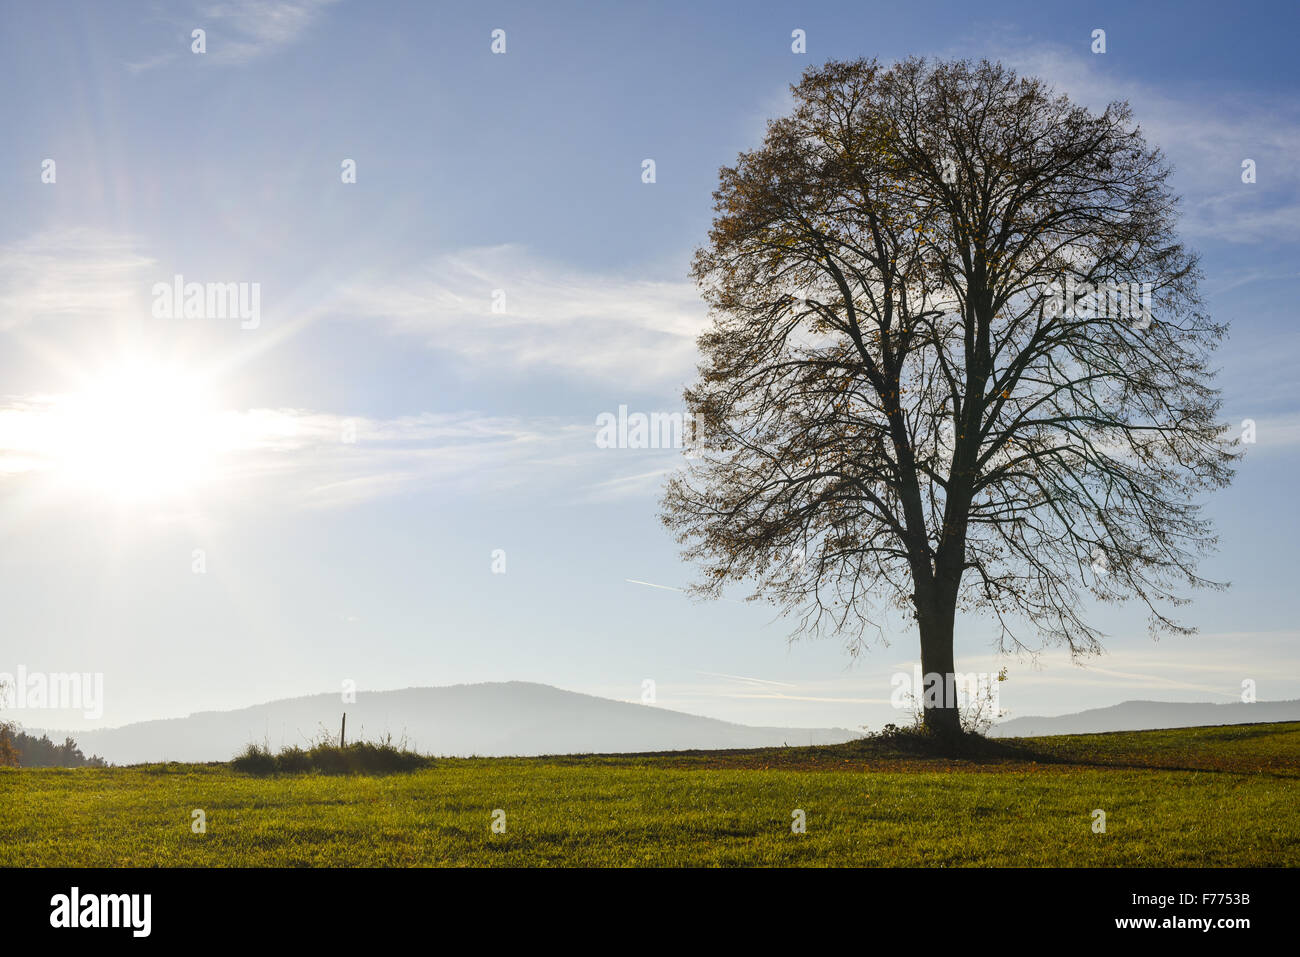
[
  {"left": 624, "top": 578, "right": 744, "bottom": 603},
  {"left": 624, "top": 578, "right": 685, "bottom": 592}
]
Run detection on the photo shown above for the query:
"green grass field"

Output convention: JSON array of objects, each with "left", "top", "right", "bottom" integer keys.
[{"left": 2, "top": 722, "right": 1296, "bottom": 867}]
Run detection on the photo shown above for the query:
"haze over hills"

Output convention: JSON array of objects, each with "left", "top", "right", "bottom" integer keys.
[
  {"left": 28, "top": 682, "right": 860, "bottom": 765},
  {"left": 988, "top": 699, "right": 1300, "bottom": 737},
  {"left": 29, "top": 685, "right": 1300, "bottom": 764}
]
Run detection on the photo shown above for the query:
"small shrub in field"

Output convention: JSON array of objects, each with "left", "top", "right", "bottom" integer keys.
[
  {"left": 276, "top": 746, "right": 313, "bottom": 773},
  {"left": 230, "top": 738, "right": 433, "bottom": 776},
  {"left": 231, "top": 743, "right": 278, "bottom": 775}
]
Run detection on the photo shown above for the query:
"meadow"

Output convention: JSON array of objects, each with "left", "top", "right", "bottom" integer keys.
[{"left": 2, "top": 722, "right": 1296, "bottom": 867}]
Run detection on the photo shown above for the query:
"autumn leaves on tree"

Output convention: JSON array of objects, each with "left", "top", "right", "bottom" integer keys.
[{"left": 662, "top": 57, "right": 1237, "bottom": 737}]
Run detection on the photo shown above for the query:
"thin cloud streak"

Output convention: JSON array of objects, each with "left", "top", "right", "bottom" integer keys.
[
  {"left": 127, "top": 0, "right": 340, "bottom": 72},
  {"left": 995, "top": 43, "right": 1300, "bottom": 244},
  {"left": 337, "top": 244, "right": 706, "bottom": 391}
]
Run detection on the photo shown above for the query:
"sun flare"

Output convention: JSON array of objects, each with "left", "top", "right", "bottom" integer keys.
[{"left": 47, "top": 359, "right": 227, "bottom": 503}]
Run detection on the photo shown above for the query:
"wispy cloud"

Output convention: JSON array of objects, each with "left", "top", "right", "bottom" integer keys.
[
  {"left": 127, "top": 0, "right": 339, "bottom": 72},
  {"left": 0, "top": 399, "right": 589, "bottom": 507},
  {"left": 1227, "top": 411, "right": 1300, "bottom": 450},
  {"left": 0, "top": 229, "right": 154, "bottom": 329},
  {"left": 0, "top": 396, "right": 687, "bottom": 510},
  {"left": 994, "top": 44, "right": 1300, "bottom": 244},
  {"left": 338, "top": 244, "right": 706, "bottom": 391},
  {"left": 204, "top": 0, "right": 339, "bottom": 63}
]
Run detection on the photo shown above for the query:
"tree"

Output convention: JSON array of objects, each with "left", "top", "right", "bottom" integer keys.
[
  {"left": 662, "top": 58, "right": 1237, "bottom": 737},
  {"left": 0, "top": 679, "right": 16, "bottom": 767},
  {"left": 0, "top": 726, "right": 105, "bottom": 768},
  {"left": 0, "top": 725, "right": 15, "bottom": 768}
]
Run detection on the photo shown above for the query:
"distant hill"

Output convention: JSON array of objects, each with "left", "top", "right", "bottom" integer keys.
[
  {"left": 989, "top": 699, "right": 1300, "bottom": 737},
  {"left": 30, "top": 682, "right": 859, "bottom": 765}
]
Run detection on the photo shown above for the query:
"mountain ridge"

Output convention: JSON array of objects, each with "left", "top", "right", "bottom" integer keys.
[
  {"left": 26, "top": 681, "right": 860, "bottom": 764},
  {"left": 989, "top": 697, "right": 1300, "bottom": 737}
]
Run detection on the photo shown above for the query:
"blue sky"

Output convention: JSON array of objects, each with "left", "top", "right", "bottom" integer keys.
[{"left": 1, "top": 0, "right": 1298, "bottom": 732}]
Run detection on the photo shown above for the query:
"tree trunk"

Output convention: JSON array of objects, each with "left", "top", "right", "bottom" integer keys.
[{"left": 918, "top": 593, "right": 961, "bottom": 737}]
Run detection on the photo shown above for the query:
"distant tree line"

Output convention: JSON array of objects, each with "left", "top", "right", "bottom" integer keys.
[{"left": 0, "top": 724, "right": 106, "bottom": 768}]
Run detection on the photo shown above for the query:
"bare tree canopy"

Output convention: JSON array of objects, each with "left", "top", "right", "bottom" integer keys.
[{"left": 662, "top": 57, "right": 1239, "bottom": 735}]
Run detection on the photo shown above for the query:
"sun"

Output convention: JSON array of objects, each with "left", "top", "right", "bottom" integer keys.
[{"left": 49, "top": 358, "right": 227, "bottom": 503}]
